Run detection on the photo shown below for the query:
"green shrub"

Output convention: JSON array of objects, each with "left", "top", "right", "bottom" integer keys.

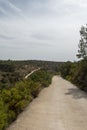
[
  {"left": 29, "top": 70, "right": 52, "bottom": 87},
  {"left": 0, "top": 99, "right": 8, "bottom": 130},
  {"left": 30, "top": 82, "right": 41, "bottom": 98},
  {"left": 60, "top": 61, "right": 72, "bottom": 79},
  {"left": 60, "top": 60, "right": 87, "bottom": 91},
  {"left": 8, "top": 110, "right": 16, "bottom": 123},
  {"left": 15, "top": 100, "right": 29, "bottom": 113},
  {"left": 0, "top": 70, "right": 52, "bottom": 130}
]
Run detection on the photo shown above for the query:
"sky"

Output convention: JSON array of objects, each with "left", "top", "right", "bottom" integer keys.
[{"left": 0, "top": 0, "right": 87, "bottom": 61}]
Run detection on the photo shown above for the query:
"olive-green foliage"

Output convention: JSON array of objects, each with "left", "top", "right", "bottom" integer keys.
[
  {"left": 29, "top": 82, "right": 41, "bottom": 98},
  {"left": 29, "top": 70, "right": 52, "bottom": 87},
  {"left": 0, "top": 98, "right": 8, "bottom": 130},
  {"left": 71, "top": 60, "right": 87, "bottom": 90},
  {"left": 60, "top": 61, "right": 73, "bottom": 79},
  {"left": 60, "top": 60, "right": 87, "bottom": 91},
  {"left": 0, "top": 70, "right": 52, "bottom": 130}
]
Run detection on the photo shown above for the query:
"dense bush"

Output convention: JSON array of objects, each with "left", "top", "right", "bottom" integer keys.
[
  {"left": 60, "top": 61, "right": 72, "bottom": 79},
  {"left": 0, "top": 98, "right": 8, "bottom": 130},
  {"left": 0, "top": 70, "right": 52, "bottom": 130},
  {"left": 29, "top": 70, "right": 52, "bottom": 87},
  {"left": 60, "top": 59, "right": 87, "bottom": 91},
  {"left": 0, "top": 64, "right": 15, "bottom": 72},
  {"left": 71, "top": 60, "right": 87, "bottom": 90}
]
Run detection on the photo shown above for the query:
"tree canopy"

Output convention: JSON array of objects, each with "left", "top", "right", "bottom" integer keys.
[{"left": 77, "top": 25, "right": 87, "bottom": 59}]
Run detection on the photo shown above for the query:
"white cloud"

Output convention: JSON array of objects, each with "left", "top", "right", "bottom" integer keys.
[
  {"left": 0, "top": 0, "right": 86, "bottom": 61},
  {"left": 0, "top": 7, "right": 8, "bottom": 15},
  {"left": 8, "top": 1, "right": 22, "bottom": 13},
  {"left": 0, "top": 0, "right": 22, "bottom": 17}
]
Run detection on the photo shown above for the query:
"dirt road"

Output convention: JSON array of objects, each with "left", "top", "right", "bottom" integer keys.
[
  {"left": 25, "top": 68, "right": 40, "bottom": 79},
  {"left": 7, "top": 76, "right": 87, "bottom": 130}
]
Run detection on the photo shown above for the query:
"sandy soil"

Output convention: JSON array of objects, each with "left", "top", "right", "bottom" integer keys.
[{"left": 7, "top": 76, "right": 87, "bottom": 130}]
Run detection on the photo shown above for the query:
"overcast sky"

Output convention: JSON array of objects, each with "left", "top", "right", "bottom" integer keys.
[{"left": 0, "top": 0, "right": 87, "bottom": 61}]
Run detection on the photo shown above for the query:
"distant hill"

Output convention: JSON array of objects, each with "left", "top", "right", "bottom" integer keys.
[{"left": 0, "top": 60, "right": 64, "bottom": 89}]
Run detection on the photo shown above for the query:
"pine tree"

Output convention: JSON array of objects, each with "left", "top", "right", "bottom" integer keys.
[{"left": 77, "top": 25, "right": 87, "bottom": 59}]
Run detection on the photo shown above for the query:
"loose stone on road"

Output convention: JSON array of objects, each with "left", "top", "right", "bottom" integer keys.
[{"left": 7, "top": 76, "right": 87, "bottom": 130}]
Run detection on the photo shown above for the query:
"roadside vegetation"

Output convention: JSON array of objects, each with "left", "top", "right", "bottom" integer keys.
[
  {"left": 0, "top": 69, "right": 52, "bottom": 130},
  {"left": 60, "top": 25, "right": 87, "bottom": 91},
  {"left": 0, "top": 60, "right": 62, "bottom": 130}
]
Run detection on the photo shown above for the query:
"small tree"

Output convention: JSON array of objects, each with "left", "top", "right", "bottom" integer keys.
[{"left": 77, "top": 25, "right": 87, "bottom": 59}]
